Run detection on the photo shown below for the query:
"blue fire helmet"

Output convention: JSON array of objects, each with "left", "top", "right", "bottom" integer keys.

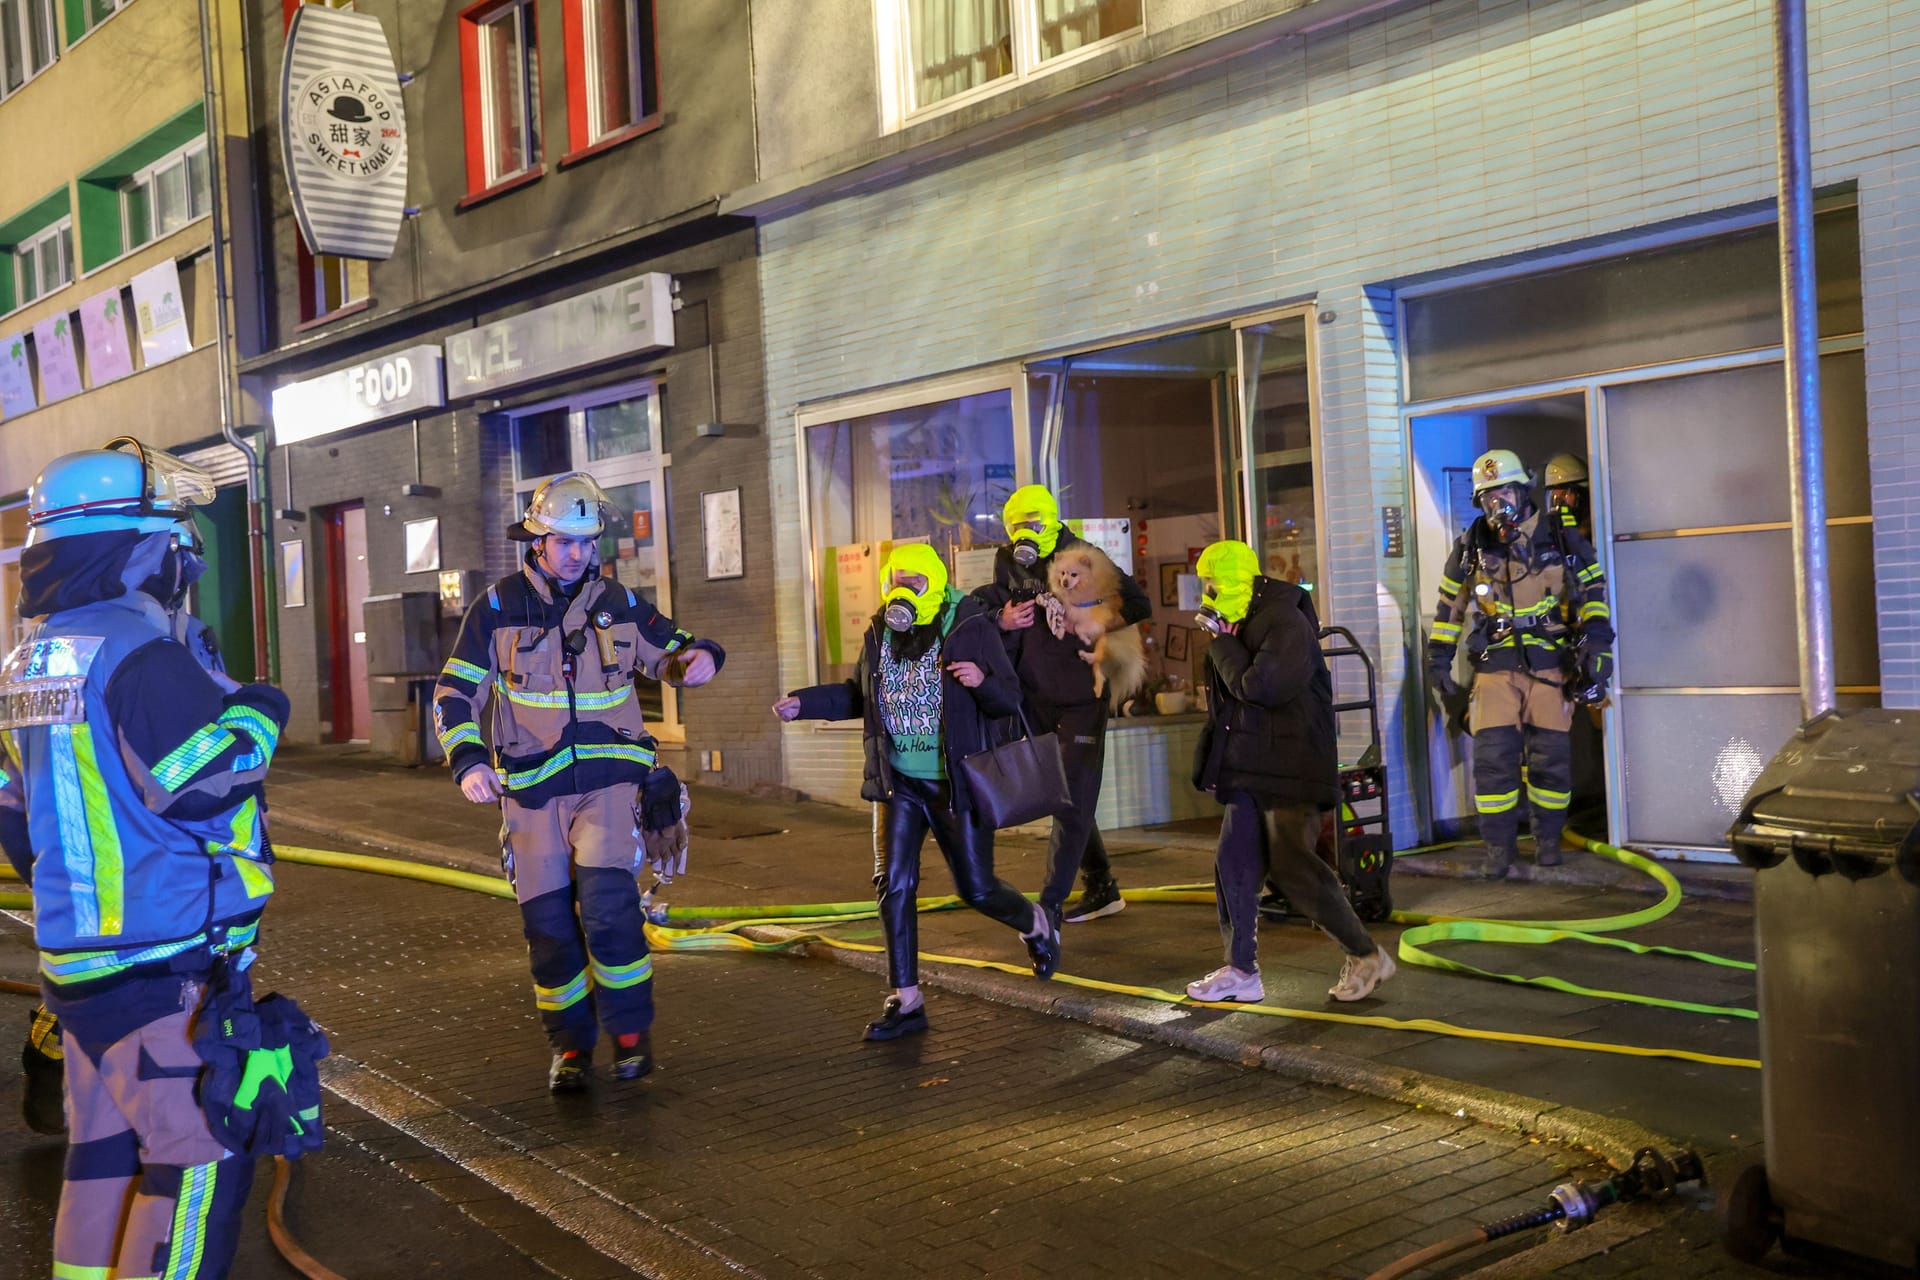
[{"left": 27, "top": 438, "right": 215, "bottom": 545}]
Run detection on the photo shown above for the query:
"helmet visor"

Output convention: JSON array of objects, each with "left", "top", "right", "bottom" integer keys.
[{"left": 150, "top": 452, "right": 216, "bottom": 511}]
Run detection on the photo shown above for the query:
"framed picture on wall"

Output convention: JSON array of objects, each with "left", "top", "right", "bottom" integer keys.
[
  {"left": 279, "top": 540, "right": 306, "bottom": 608},
  {"left": 1160, "top": 562, "right": 1184, "bottom": 607},
  {"left": 1165, "top": 624, "right": 1189, "bottom": 662},
  {"left": 702, "top": 488, "right": 744, "bottom": 580}
]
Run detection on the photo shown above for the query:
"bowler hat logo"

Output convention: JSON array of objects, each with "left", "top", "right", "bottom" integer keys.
[{"left": 294, "top": 71, "right": 402, "bottom": 182}]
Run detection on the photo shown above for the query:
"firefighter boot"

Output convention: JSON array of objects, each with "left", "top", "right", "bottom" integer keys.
[
  {"left": 611, "top": 1031, "right": 653, "bottom": 1081},
  {"left": 1483, "top": 846, "right": 1517, "bottom": 880},
  {"left": 548, "top": 1049, "right": 590, "bottom": 1093},
  {"left": 21, "top": 1007, "right": 65, "bottom": 1136},
  {"left": 1536, "top": 838, "right": 1563, "bottom": 867}
]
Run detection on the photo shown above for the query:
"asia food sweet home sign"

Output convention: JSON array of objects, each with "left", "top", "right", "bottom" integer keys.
[{"left": 279, "top": 5, "right": 408, "bottom": 259}]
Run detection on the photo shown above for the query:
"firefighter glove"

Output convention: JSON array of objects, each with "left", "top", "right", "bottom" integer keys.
[{"left": 638, "top": 768, "right": 691, "bottom": 881}]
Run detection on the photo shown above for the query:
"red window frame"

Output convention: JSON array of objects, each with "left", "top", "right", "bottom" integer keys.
[
  {"left": 458, "top": 0, "right": 546, "bottom": 208},
  {"left": 559, "top": 0, "right": 662, "bottom": 168}
]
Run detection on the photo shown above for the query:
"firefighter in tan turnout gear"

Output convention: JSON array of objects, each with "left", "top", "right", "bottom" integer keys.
[
  {"left": 1426, "top": 449, "right": 1613, "bottom": 878},
  {"left": 432, "top": 473, "right": 721, "bottom": 1092}
]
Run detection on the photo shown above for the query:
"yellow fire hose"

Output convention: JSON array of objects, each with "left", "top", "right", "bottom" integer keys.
[{"left": 4, "top": 831, "right": 1758, "bottom": 1280}]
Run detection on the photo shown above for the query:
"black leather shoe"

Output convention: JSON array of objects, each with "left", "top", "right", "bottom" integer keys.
[
  {"left": 863, "top": 997, "right": 928, "bottom": 1042},
  {"left": 1024, "top": 916, "right": 1061, "bottom": 981},
  {"left": 548, "top": 1050, "right": 590, "bottom": 1093},
  {"left": 611, "top": 1031, "right": 653, "bottom": 1080}
]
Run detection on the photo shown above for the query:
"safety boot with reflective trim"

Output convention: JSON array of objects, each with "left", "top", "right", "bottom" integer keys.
[
  {"left": 611, "top": 1031, "right": 653, "bottom": 1081},
  {"left": 548, "top": 1049, "right": 590, "bottom": 1093}
]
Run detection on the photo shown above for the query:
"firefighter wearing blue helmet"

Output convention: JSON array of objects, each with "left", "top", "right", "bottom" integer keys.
[{"left": 0, "top": 438, "right": 297, "bottom": 1278}]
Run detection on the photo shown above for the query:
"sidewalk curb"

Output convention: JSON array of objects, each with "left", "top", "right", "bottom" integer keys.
[
  {"left": 279, "top": 807, "right": 1682, "bottom": 1170},
  {"left": 319, "top": 1054, "right": 762, "bottom": 1280},
  {"left": 737, "top": 922, "right": 1678, "bottom": 1172}
]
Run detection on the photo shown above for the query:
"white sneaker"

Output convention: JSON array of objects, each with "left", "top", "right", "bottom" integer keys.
[
  {"left": 1329, "top": 948, "right": 1396, "bottom": 1002},
  {"left": 1185, "top": 966, "right": 1265, "bottom": 1003}
]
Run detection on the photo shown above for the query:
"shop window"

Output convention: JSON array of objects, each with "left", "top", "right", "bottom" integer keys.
[
  {"left": 804, "top": 389, "right": 1016, "bottom": 683},
  {"left": 460, "top": 0, "right": 543, "bottom": 198},
  {"left": 884, "top": 0, "right": 1141, "bottom": 121},
  {"left": 9, "top": 216, "right": 73, "bottom": 307},
  {"left": 1405, "top": 204, "right": 1863, "bottom": 403},
  {"left": 120, "top": 136, "right": 211, "bottom": 253},
  {"left": 1, "top": 0, "right": 57, "bottom": 97},
  {"left": 505, "top": 381, "right": 677, "bottom": 732},
  {"left": 562, "top": 0, "right": 657, "bottom": 159}
]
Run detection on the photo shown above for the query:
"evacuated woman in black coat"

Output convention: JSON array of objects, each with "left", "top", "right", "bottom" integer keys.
[
  {"left": 1186, "top": 540, "right": 1395, "bottom": 1005},
  {"left": 775, "top": 544, "right": 1061, "bottom": 1041}
]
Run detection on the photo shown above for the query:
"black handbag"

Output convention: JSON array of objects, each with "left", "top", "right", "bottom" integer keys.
[{"left": 958, "top": 709, "right": 1074, "bottom": 829}]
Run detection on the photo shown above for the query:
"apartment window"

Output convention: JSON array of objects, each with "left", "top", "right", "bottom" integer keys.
[
  {"left": 76, "top": 0, "right": 133, "bottom": 39},
  {"left": 121, "top": 137, "right": 211, "bottom": 253},
  {"left": 887, "top": 0, "right": 1141, "bottom": 119},
  {"left": 1, "top": 0, "right": 56, "bottom": 96},
  {"left": 11, "top": 218, "right": 73, "bottom": 307},
  {"left": 461, "top": 0, "right": 542, "bottom": 196},
  {"left": 310, "top": 254, "right": 369, "bottom": 318},
  {"left": 563, "top": 0, "right": 656, "bottom": 152}
]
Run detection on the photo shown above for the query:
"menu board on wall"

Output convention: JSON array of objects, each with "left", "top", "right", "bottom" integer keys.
[
  {"left": 31, "top": 315, "right": 82, "bottom": 404},
  {"left": 131, "top": 260, "right": 192, "bottom": 367},
  {"left": 0, "top": 333, "right": 36, "bottom": 418},
  {"left": 80, "top": 288, "right": 135, "bottom": 387}
]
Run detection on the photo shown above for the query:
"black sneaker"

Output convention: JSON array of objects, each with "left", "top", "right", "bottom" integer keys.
[
  {"left": 1256, "top": 890, "right": 1291, "bottom": 922},
  {"left": 1024, "top": 914, "right": 1061, "bottom": 981},
  {"left": 548, "top": 1050, "right": 590, "bottom": 1093},
  {"left": 863, "top": 996, "right": 928, "bottom": 1042},
  {"left": 1064, "top": 877, "right": 1125, "bottom": 923},
  {"left": 21, "top": 1018, "right": 65, "bottom": 1136},
  {"left": 611, "top": 1032, "right": 653, "bottom": 1080}
]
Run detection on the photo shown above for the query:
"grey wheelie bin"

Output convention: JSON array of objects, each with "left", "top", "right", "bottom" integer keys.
[{"left": 1725, "top": 708, "right": 1920, "bottom": 1271}]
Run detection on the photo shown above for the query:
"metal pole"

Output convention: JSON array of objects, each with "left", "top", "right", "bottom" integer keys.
[
  {"left": 198, "top": 0, "right": 275, "bottom": 682},
  {"left": 1773, "top": 0, "right": 1835, "bottom": 721}
]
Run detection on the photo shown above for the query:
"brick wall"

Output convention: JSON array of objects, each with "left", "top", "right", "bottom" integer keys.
[{"left": 756, "top": 0, "right": 1920, "bottom": 836}]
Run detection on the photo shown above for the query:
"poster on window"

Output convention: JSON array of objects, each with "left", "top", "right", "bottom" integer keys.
[
  {"left": 1070, "top": 517, "right": 1134, "bottom": 576},
  {"left": 952, "top": 547, "right": 999, "bottom": 592},
  {"left": 79, "top": 288, "right": 135, "bottom": 386},
  {"left": 820, "top": 542, "right": 878, "bottom": 668},
  {"left": 31, "top": 315, "right": 82, "bottom": 404},
  {"left": 131, "top": 261, "right": 192, "bottom": 367},
  {"left": 0, "top": 333, "right": 35, "bottom": 418}
]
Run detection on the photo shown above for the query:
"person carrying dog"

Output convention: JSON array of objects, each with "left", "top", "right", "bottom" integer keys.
[
  {"left": 1186, "top": 540, "right": 1395, "bottom": 1005},
  {"left": 972, "top": 485, "right": 1151, "bottom": 931},
  {"left": 775, "top": 543, "right": 1060, "bottom": 1040}
]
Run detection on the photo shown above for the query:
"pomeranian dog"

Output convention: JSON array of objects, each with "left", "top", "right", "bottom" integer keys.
[{"left": 1047, "top": 543, "right": 1148, "bottom": 711}]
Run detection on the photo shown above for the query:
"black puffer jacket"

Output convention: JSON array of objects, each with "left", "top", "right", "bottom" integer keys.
[
  {"left": 789, "top": 594, "right": 1022, "bottom": 813},
  {"left": 1192, "top": 576, "right": 1337, "bottom": 809}
]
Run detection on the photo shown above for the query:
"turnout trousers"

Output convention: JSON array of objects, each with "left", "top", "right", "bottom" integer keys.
[
  {"left": 501, "top": 783, "right": 654, "bottom": 1054},
  {"left": 51, "top": 973, "right": 254, "bottom": 1280},
  {"left": 1469, "top": 670, "right": 1574, "bottom": 854}
]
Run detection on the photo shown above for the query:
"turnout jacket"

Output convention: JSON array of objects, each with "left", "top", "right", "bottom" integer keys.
[
  {"left": 1193, "top": 577, "right": 1339, "bottom": 810},
  {"left": 1426, "top": 511, "right": 1613, "bottom": 682},
  {"left": 432, "top": 555, "right": 723, "bottom": 807},
  {"left": 788, "top": 594, "right": 1022, "bottom": 814},
  {"left": 0, "top": 533, "right": 288, "bottom": 989},
  {"left": 971, "top": 533, "right": 1152, "bottom": 711}
]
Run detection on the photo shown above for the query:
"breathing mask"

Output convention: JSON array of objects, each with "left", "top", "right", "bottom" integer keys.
[
  {"left": 1477, "top": 484, "right": 1526, "bottom": 538},
  {"left": 1194, "top": 540, "right": 1259, "bottom": 634},
  {"left": 1002, "top": 484, "right": 1063, "bottom": 566},
  {"left": 879, "top": 543, "right": 950, "bottom": 633}
]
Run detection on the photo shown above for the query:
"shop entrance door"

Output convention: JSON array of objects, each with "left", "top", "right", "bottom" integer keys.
[
  {"left": 1405, "top": 394, "right": 1589, "bottom": 839},
  {"left": 321, "top": 502, "right": 371, "bottom": 742}
]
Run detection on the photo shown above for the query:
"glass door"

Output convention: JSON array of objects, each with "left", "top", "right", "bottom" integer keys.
[
  {"left": 1234, "top": 312, "right": 1321, "bottom": 597},
  {"left": 509, "top": 380, "right": 682, "bottom": 738}
]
